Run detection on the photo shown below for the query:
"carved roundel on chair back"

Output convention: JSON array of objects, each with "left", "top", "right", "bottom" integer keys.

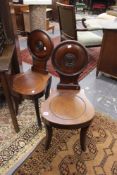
[
  {"left": 52, "top": 40, "right": 88, "bottom": 76},
  {"left": 27, "top": 29, "right": 54, "bottom": 61}
]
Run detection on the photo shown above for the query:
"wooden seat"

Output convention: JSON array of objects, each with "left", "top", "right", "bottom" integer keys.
[
  {"left": 12, "top": 30, "right": 53, "bottom": 129},
  {"left": 41, "top": 40, "right": 95, "bottom": 151}
]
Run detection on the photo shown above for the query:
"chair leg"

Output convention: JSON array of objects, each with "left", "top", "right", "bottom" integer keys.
[
  {"left": 45, "top": 77, "right": 52, "bottom": 100},
  {"left": 80, "top": 125, "right": 89, "bottom": 151},
  {"left": 34, "top": 98, "right": 42, "bottom": 129},
  {"left": 12, "top": 94, "right": 22, "bottom": 115},
  {"left": 13, "top": 96, "right": 19, "bottom": 115}
]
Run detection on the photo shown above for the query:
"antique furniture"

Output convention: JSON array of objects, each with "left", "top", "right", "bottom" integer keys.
[
  {"left": 23, "top": 0, "right": 52, "bottom": 31},
  {"left": 13, "top": 5, "right": 54, "bottom": 34},
  {"left": 57, "top": 2, "right": 103, "bottom": 47},
  {"left": 0, "top": 0, "right": 21, "bottom": 132},
  {"left": 41, "top": 40, "right": 95, "bottom": 150},
  {"left": 12, "top": 3, "right": 28, "bottom": 35},
  {"left": 12, "top": 30, "right": 53, "bottom": 129},
  {"left": 51, "top": 0, "right": 69, "bottom": 21},
  {"left": 96, "top": 29, "right": 117, "bottom": 78},
  {"left": 0, "top": 44, "right": 20, "bottom": 132}
]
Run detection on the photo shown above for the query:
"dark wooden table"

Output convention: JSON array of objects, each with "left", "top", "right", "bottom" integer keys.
[
  {"left": 0, "top": 44, "right": 20, "bottom": 132},
  {"left": 41, "top": 89, "right": 95, "bottom": 151}
]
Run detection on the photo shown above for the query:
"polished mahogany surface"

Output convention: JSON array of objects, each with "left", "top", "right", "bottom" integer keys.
[
  {"left": 12, "top": 30, "right": 53, "bottom": 129},
  {"left": 41, "top": 89, "right": 95, "bottom": 125},
  {"left": 28, "top": 30, "right": 54, "bottom": 74},
  {"left": 41, "top": 40, "right": 95, "bottom": 151},
  {"left": 13, "top": 70, "right": 51, "bottom": 95},
  {"left": 52, "top": 40, "right": 88, "bottom": 90}
]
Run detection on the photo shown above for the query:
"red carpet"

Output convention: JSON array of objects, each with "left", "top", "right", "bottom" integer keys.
[{"left": 20, "top": 36, "right": 100, "bottom": 81}]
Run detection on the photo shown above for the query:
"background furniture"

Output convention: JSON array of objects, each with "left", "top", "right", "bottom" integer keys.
[
  {"left": 57, "top": 2, "right": 102, "bottom": 47},
  {"left": 13, "top": 2, "right": 50, "bottom": 33},
  {"left": 96, "top": 29, "right": 117, "bottom": 78},
  {"left": 89, "top": 0, "right": 115, "bottom": 13},
  {"left": 23, "top": 0, "right": 53, "bottom": 31},
  {"left": 12, "top": 30, "right": 53, "bottom": 129},
  {"left": 13, "top": 3, "right": 54, "bottom": 34},
  {"left": 12, "top": 4, "right": 29, "bottom": 34},
  {"left": 46, "top": 18, "right": 55, "bottom": 33},
  {"left": 91, "top": 0, "right": 108, "bottom": 13},
  {"left": 0, "top": 0, "right": 21, "bottom": 132},
  {"left": 0, "top": 44, "right": 20, "bottom": 132},
  {"left": 46, "top": 8, "right": 53, "bottom": 20},
  {"left": 51, "top": 0, "right": 69, "bottom": 21},
  {"left": 41, "top": 40, "right": 95, "bottom": 150}
]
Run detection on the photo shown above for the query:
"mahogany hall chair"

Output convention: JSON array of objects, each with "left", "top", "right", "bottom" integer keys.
[
  {"left": 12, "top": 30, "right": 53, "bottom": 129},
  {"left": 56, "top": 2, "right": 103, "bottom": 47},
  {"left": 41, "top": 40, "right": 95, "bottom": 150}
]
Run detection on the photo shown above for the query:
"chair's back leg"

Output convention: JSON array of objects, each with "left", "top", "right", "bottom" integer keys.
[{"left": 45, "top": 76, "right": 52, "bottom": 100}]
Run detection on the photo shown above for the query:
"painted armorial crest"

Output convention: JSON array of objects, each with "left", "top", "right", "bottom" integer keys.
[
  {"left": 51, "top": 40, "right": 88, "bottom": 90},
  {"left": 27, "top": 29, "right": 54, "bottom": 74}
]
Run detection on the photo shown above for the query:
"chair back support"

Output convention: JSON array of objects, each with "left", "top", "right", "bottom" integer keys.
[
  {"left": 57, "top": 2, "right": 77, "bottom": 41},
  {"left": 52, "top": 40, "right": 88, "bottom": 90},
  {"left": 27, "top": 29, "right": 54, "bottom": 74}
]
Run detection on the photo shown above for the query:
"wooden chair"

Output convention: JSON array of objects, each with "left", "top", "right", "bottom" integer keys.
[
  {"left": 41, "top": 40, "right": 95, "bottom": 150},
  {"left": 56, "top": 2, "right": 103, "bottom": 47},
  {"left": 12, "top": 29, "right": 54, "bottom": 129}
]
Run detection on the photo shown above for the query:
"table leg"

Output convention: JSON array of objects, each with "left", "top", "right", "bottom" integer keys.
[
  {"left": 45, "top": 123, "right": 52, "bottom": 150},
  {"left": 80, "top": 125, "right": 89, "bottom": 151},
  {"left": 0, "top": 72, "right": 19, "bottom": 132}
]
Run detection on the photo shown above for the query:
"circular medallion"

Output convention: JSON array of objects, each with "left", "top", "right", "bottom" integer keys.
[
  {"left": 52, "top": 40, "right": 88, "bottom": 76},
  {"left": 27, "top": 29, "right": 53, "bottom": 60}
]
